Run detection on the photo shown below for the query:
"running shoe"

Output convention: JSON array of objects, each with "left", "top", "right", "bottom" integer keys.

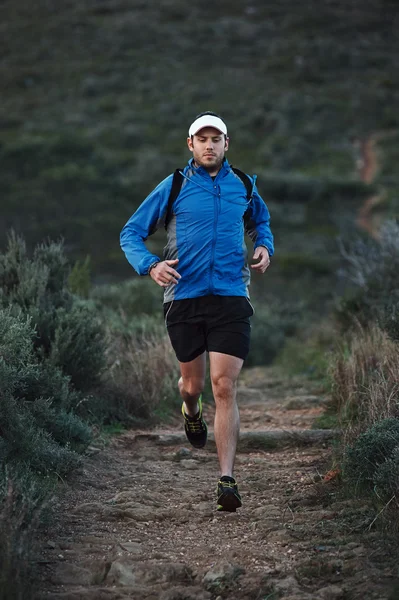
[
  {"left": 181, "top": 395, "right": 207, "bottom": 449},
  {"left": 216, "top": 476, "right": 242, "bottom": 512}
]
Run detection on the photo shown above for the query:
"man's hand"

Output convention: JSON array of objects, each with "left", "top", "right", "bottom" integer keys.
[
  {"left": 251, "top": 246, "right": 270, "bottom": 273},
  {"left": 149, "top": 259, "right": 181, "bottom": 287}
]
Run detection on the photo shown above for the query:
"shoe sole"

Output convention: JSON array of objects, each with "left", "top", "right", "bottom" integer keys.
[
  {"left": 216, "top": 490, "right": 242, "bottom": 512},
  {"left": 188, "top": 441, "right": 207, "bottom": 449},
  {"left": 184, "top": 430, "right": 207, "bottom": 449}
]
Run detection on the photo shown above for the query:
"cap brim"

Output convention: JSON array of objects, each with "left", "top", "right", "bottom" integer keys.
[{"left": 188, "top": 115, "right": 227, "bottom": 136}]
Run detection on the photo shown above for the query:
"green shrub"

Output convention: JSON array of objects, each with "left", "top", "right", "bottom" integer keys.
[
  {"left": 49, "top": 301, "right": 105, "bottom": 392},
  {"left": 0, "top": 308, "right": 87, "bottom": 475},
  {"left": 337, "top": 220, "right": 399, "bottom": 341},
  {"left": 344, "top": 418, "right": 399, "bottom": 491},
  {"left": 68, "top": 255, "right": 91, "bottom": 298},
  {"left": 27, "top": 399, "right": 92, "bottom": 453},
  {"left": 246, "top": 298, "right": 301, "bottom": 366},
  {"left": 91, "top": 277, "right": 163, "bottom": 319},
  {"left": 373, "top": 446, "right": 399, "bottom": 501},
  {"left": 276, "top": 320, "right": 334, "bottom": 382},
  {"left": 0, "top": 232, "right": 105, "bottom": 393},
  {"left": 0, "top": 392, "right": 81, "bottom": 476},
  {"left": 0, "top": 466, "right": 50, "bottom": 600}
]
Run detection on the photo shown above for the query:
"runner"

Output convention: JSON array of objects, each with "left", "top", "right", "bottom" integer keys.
[{"left": 120, "top": 111, "right": 274, "bottom": 511}]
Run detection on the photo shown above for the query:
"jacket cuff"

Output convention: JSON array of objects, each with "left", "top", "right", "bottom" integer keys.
[
  {"left": 139, "top": 254, "right": 161, "bottom": 276},
  {"left": 255, "top": 242, "right": 274, "bottom": 257}
]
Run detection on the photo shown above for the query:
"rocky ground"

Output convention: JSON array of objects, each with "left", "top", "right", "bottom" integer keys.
[{"left": 35, "top": 368, "right": 398, "bottom": 600}]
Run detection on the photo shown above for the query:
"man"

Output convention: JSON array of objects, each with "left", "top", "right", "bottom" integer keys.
[{"left": 120, "top": 111, "right": 274, "bottom": 512}]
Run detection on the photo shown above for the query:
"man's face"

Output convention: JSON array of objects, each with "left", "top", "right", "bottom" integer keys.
[{"left": 187, "top": 127, "right": 229, "bottom": 173}]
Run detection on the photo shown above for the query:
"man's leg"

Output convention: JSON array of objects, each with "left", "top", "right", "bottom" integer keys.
[
  {"left": 178, "top": 352, "right": 206, "bottom": 416},
  {"left": 209, "top": 351, "right": 243, "bottom": 477}
]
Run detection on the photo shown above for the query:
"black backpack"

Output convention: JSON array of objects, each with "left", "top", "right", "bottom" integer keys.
[{"left": 164, "top": 167, "right": 254, "bottom": 229}]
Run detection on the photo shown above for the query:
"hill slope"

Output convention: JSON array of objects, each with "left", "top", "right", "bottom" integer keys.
[{"left": 1, "top": 0, "right": 398, "bottom": 289}]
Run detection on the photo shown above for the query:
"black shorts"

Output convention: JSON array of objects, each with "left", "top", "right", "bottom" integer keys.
[{"left": 164, "top": 295, "right": 254, "bottom": 363}]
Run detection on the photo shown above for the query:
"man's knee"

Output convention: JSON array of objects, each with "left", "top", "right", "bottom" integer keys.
[
  {"left": 212, "top": 374, "right": 236, "bottom": 401},
  {"left": 179, "top": 376, "right": 204, "bottom": 398}
]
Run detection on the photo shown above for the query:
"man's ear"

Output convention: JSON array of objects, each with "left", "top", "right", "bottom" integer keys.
[
  {"left": 224, "top": 136, "right": 230, "bottom": 151},
  {"left": 187, "top": 136, "right": 194, "bottom": 152}
]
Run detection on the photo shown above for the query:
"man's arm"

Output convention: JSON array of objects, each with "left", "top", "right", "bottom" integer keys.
[
  {"left": 244, "top": 179, "right": 274, "bottom": 272},
  {"left": 120, "top": 175, "right": 173, "bottom": 275}
]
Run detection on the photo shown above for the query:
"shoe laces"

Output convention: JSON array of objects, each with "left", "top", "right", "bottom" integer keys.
[
  {"left": 186, "top": 418, "right": 205, "bottom": 433},
  {"left": 218, "top": 479, "right": 237, "bottom": 489}
]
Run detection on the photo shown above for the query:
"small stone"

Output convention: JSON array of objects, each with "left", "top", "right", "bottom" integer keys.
[
  {"left": 317, "top": 584, "right": 344, "bottom": 599},
  {"left": 203, "top": 559, "right": 244, "bottom": 591},
  {"left": 192, "top": 501, "right": 213, "bottom": 516},
  {"left": 119, "top": 541, "right": 142, "bottom": 554},
  {"left": 274, "top": 576, "right": 299, "bottom": 594},
  {"left": 180, "top": 459, "right": 198, "bottom": 470},
  {"left": 173, "top": 447, "right": 193, "bottom": 460},
  {"left": 47, "top": 540, "right": 57, "bottom": 549}
]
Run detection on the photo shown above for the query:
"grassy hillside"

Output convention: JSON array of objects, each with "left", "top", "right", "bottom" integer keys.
[{"left": 1, "top": 0, "right": 398, "bottom": 292}]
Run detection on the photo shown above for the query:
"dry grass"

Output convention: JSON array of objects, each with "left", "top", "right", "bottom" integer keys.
[
  {"left": 103, "top": 331, "right": 180, "bottom": 421},
  {"left": 330, "top": 324, "right": 399, "bottom": 445},
  {"left": 0, "top": 476, "right": 46, "bottom": 600}
]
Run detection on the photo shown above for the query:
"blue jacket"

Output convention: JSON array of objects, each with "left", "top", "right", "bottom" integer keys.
[{"left": 120, "top": 158, "right": 274, "bottom": 302}]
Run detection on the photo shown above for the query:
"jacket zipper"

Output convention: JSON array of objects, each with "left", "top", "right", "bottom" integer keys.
[
  {"left": 180, "top": 168, "right": 223, "bottom": 295},
  {"left": 209, "top": 183, "right": 221, "bottom": 293}
]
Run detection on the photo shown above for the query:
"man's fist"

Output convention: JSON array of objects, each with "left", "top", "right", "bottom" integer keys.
[
  {"left": 149, "top": 259, "right": 181, "bottom": 287},
  {"left": 251, "top": 246, "right": 270, "bottom": 274}
]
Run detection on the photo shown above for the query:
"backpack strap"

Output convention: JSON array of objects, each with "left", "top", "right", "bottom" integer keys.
[
  {"left": 165, "top": 169, "right": 184, "bottom": 229},
  {"left": 231, "top": 166, "right": 255, "bottom": 226},
  {"left": 231, "top": 166, "right": 253, "bottom": 201},
  {"left": 164, "top": 166, "right": 255, "bottom": 230}
]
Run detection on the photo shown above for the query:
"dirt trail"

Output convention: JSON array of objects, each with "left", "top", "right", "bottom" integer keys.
[{"left": 36, "top": 368, "right": 397, "bottom": 600}]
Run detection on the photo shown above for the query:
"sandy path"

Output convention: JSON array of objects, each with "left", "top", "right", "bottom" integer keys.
[{"left": 35, "top": 368, "right": 397, "bottom": 600}]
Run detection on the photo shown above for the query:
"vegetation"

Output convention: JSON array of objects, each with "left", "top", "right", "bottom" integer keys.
[
  {"left": 1, "top": 0, "right": 399, "bottom": 593},
  {"left": 337, "top": 220, "right": 399, "bottom": 342},
  {"left": 318, "top": 226, "right": 399, "bottom": 523},
  {"left": 0, "top": 234, "right": 179, "bottom": 598}
]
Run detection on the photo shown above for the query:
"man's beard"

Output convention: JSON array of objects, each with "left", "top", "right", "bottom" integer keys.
[{"left": 195, "top": 154, "right": 224, "bottom": 171}]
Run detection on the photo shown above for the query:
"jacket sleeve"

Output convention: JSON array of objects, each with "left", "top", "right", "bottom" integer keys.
[
  {"left": 244, "top": 179, "right": 274, "bottom": 257},
  {"left": 120, "top": 174, "right": 173, "bottom": 275}
]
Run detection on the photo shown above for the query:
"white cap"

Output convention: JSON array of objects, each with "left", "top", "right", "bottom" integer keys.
[{"left": 188, "top": 115, "right": 227, "bottom": 137}]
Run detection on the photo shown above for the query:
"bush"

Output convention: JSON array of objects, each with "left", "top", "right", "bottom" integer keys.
[
  {"left": 49, "top": 301, "right": 105, "bottom": 392},
  {"left": 0, "top": 467, "right": 50, "bottom": 600},
  {"left": 91, "top": 277, "right": 163, "bottom": 319},
  {"left": 27, "top": 399, "right": 92, "bottom": 453},
  {"left": 0, "top": 232, "right": 105, "bottom": 393},
  {"left": 68, "top": 255, "right": 91, "bottom": 298},
  {"left": 276, "top": 320, "right": 334, "bottom": 382},
  {"left": 0, "top": 308, "right": 85, "bottom": 476},
  {"left": 337, "top": 220, "right": 399, "bottom": 341},
  {"left": 344, "top": 418, "right": 399, "bottom": 495},
  {"left": 373, "top": 446, "right": 399, "bottom": 502},
  {"left": 246, "top": 297, "right": 302, "bottom": 366}
]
